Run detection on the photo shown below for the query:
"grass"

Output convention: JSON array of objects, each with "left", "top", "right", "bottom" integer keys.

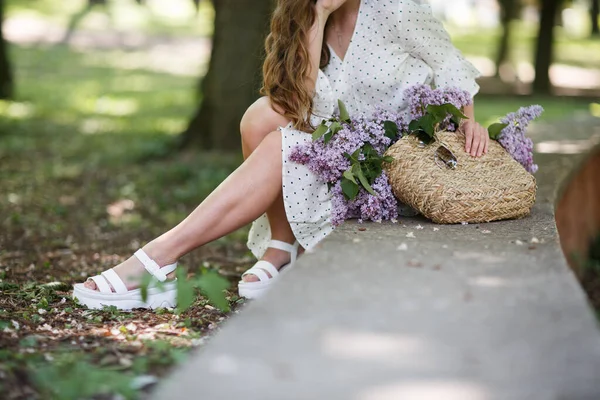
[
  {"left": 1, "top": 42, "right": 250, "bottom": 400},
  {"left": 6, "top": 0, "right": 214, "bottom": 37},
  {"left": 450, "top": 20, "right": 600, "bottom": 71},
  {"left": 474, "top": 93, "right": 595, "bottom": 127},
  {"left": 1, "top": 6, "right": 599, "bottom": 399}
]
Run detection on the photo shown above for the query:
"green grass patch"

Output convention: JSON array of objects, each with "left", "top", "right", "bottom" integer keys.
[
  {"left": 6, "top": 0, "right": 214, "bottom": 37},
  {"left": 475, "top": 94, "right": 595, "bottom": 126},
  {"left": 450, "top": 21, "right": 600, "bottom": 70}
]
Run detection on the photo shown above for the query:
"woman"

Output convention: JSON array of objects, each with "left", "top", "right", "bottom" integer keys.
[{"left": 73, "top": 0, "right": 489, "bottom": 308}]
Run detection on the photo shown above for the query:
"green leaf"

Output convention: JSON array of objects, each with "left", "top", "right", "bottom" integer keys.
[
  {"left": 341, "top": 177, "right": 359, "bottom": 200},
  {"left": 323, "top": 130, "right": 334, "bottom": 144},
  {"left": 488, "top": 122, "right": 509, "bottom": 140},
  {"left": 338, "top": 100, "right": 351, "bottom": 122},
  {"left": 197, "top": 272, "right": 230, "bottom": 312},
  {"left": 139, "top": 273, "right": 153, "bottom": 303},
  {"left": 354, "top": 165, "right": 377, "bottom": 196},
  {"left": 425, "top": 104, "right": 447, "bottom": 120},
  {"left": 444, "top": 103, "right": 468, "bottom": 120},
  {"left": 383, "top": 156, "right": 394, "bottom": 163},
  {"left": 420, "top": 114, "right": 436, "bottom": 136},
  {"left": 312, "top": 122, "right": 329, "bottom": 141},
  {"left": 408, "top": 119, "right": 421, "bottom": 132},
  {"left": 417, "top": 131, "right": 435, "bottom": 145},
  {"left": 344, "top": 148, "right": 361, "bottom": 164},
  {"left": 383, "top": 120, "right": 399, "bottom": 140},
  {"left": 343, "top": 168, "right": 357, "bottom": 184},
  {"left": 176, "top": 268, "right": 195, "bottom": 312}
]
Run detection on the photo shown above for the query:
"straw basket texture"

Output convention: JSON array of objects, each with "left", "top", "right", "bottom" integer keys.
[{"left": 383, "top": 131, "right": 537, "bottom": 224}]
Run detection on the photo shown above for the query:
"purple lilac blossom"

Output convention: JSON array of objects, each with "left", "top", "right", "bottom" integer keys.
[
  {"left": 289, "top": 106, "right": 406, "bottom": 226},
  {"left": 498, "top": 105, "right": 543, "bottom": 174},
  {"left": 404, "top": 84, "right": 472, "bottom": 131}
]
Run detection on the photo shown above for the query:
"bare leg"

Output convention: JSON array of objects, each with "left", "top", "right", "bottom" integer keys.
[
  {"left": 84, "top": 130, "right": 285, "bottom": 290},
  {"left": 239, "top": 98, "right": 302, "bottom": 282}
]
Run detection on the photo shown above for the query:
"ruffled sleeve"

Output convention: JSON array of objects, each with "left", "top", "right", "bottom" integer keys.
[
  {"left": 397, "top": 0, "right": 481, "bottom": 98},
  {"left": 310, "top": 69, "right": 335, "bottom": 126}
]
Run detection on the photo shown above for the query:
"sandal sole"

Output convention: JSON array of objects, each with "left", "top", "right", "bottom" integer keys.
[
  {"left": 72, "top": 281, "right": 177, "bottom": 310},
  {"left": 238, "top": 280, "right": 274, "bottom": 300}
]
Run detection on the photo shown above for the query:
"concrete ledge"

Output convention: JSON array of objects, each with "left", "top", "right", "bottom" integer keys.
[
  {"left": 153, "top": 180, "right": 600, "bottom": 399},
  {"left": 153, "top": 118, "right": 600, "bottom": 399}
]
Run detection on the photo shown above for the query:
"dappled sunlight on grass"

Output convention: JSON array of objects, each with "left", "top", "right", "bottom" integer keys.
[
  {"left": 9, "top": 45, "right": 196, "bottom": 139},
  {"left": 475, "top": 94, "right": 595, "bottom": 127},
  {"left": 450, "top": 21, "right": 600, "bottom": 73},
  {"left": 0, "top": 100, "right": 35, "bottom": 119},
  {"left": 6, "top": 0, "right": 214, "bottom": 37},
  {"left": 93, "top": 96, "right": 140, "bottom": 117}
]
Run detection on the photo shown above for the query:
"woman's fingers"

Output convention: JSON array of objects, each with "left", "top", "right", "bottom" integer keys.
[
  {"left": 483, "top": 129, "right": 490, "bottom": 154},
  {"left": 470, "top": 127, "right": 481, "bottom": 157},
  {"left": 464, "top": 124, "right": 474, "bottom": 153},
  {"left": 476, "top": 126, "right": 487, "bottom": 157}
]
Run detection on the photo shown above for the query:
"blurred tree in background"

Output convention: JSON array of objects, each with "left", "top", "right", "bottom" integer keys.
[
  {"left": 180, "top": 0, "right": 272, "bottom": 151},
  {"left": 533, "top": 0, "right": 562, "bottom": 94},
  {"left": 496, "top": 0, "right": 519, "bottom": 76},
  {"left": 0, "top": 0, "right": 13, "bottom": 99},
  {"left": 592, "top": 0, "right": 600, "bottom": 35}
]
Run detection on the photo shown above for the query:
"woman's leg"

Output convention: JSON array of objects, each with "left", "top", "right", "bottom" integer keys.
[
  {"left": 85, "top": 130, "right": 286, "bottom": 290},
  {"left": 239, "top": 97, "right": 303, "bottom": 282}
]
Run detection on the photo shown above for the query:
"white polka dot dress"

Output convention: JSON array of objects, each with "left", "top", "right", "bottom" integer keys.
[{"left": 247, "top": 0, "right": 481, "bottom": 259}]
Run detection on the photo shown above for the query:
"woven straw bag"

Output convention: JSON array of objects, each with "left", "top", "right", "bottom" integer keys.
[{"left": 383, "top": 131, "right": 536, "bottom": 224}]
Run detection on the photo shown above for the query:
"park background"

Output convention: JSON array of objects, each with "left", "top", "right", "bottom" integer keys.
[{"left": 0, "top": 0, "right": 599, "bottom": 399}]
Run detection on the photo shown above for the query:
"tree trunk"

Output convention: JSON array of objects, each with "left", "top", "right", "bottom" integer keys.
[
  {"left": 533, "top": 0, "right": 561, "bottom": 94},
  {"left": 495, "top": 0, "right": 517, "bottom": 76},
  {"left": 592, "top": 0, "right": 600, "bottom": 35},
  {"left": 0, "top": 0, "right": 13, "bottom": 99},
  {"left": 181, "top": 0, "right": 273, "bottom": 151}
]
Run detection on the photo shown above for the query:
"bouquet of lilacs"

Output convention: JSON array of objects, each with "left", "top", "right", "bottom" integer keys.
[
  {"left": 290, "top": 85, "right": 543, "bottom": 226},
  {"left": 289, "top": 101, "right": 406, "bottom": 226}
]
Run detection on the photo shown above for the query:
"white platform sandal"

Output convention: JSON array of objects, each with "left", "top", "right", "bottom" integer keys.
[
  {"left": 73, "top": 249, "right": 178, "bottom": 310},
  {"left": 238, "top": 240, "right": 300, "bottom": 300}
]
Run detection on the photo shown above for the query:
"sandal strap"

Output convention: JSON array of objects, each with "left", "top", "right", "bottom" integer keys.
[
  {"left": 242, "top": 260, "right": 279, "bottom": 282},
  {"left": 101, "top": 269, "right": 128, "bottom": 294},
  {"left": 242, "top": 265, "right": 270, "bottom": 282},
  {"left": 268, "top": 240, "right": 300, "bottom": 264},
  {"left": 134, "top": 249, "right": 177, "bottom": 282},
  {"left": 90, "top": 275, "right": 112, "bottom": 294}
]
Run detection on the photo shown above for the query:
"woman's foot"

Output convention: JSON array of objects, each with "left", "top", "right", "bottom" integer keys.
[
  {"left": 73, "top": 246, "right": 178, "bottom": 310},
  {"left": 241, "top": 246, "right": 300, "bottom": 282},
  {"left": 238, "top": 240, "right": 302, "bottom": 299},
  {"left": 83, "top": 243, "right": 177, "bottom": 292}
]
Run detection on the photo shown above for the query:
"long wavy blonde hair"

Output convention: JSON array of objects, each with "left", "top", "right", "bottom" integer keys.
[{"left": 261, "top": 0, "right": 330, "bottom": 131}]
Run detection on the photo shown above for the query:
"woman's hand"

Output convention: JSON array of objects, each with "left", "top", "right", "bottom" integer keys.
[
  {"left": 316, "top": 0, "right": 349, "bottom": 17},
  {"left": 462, "top": 120, "right": 489, "bottom": 158}
]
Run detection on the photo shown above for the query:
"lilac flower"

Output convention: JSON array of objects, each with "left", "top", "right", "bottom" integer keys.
[
  {"left": 498, "top": 105, "right": 543, "bottom": 173},
  {"left": 330, "top": 172, "right": 398, "bottom": 226},
  {"left": 404, "top": 85, "right": 472, "bottom": 130}
]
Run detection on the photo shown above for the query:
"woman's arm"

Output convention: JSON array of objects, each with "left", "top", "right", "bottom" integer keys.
[
  {"left": 396, "top": 1, "right": 487, "bottom": 157},
  {"left": 306, "top": 1, "right": 349, "bottom": 94},
  {"left": 305, "top": 9, "right": 329, "bottom": 96}
]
